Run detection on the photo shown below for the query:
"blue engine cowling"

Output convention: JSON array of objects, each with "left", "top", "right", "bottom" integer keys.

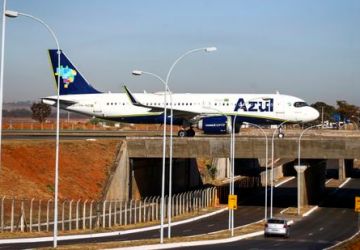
[{"left": 198, "top": 116, "right": 232, "bottom": 134}]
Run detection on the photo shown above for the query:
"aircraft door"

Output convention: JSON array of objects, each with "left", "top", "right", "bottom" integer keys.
[
  {"left": 274, "top": 98, "right": 285, "bottom": 119},
  {"left": 93, "top": 101, "right": 103, "bottom": 115}
]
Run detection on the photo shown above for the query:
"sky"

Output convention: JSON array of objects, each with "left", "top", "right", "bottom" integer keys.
[{"left": 1, "top": 0, "right": 360, "bottom": 105}]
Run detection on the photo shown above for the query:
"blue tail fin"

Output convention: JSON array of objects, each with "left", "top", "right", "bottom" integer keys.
[{"left": 48, "top": 49, "right": 101, "bottom": 95}]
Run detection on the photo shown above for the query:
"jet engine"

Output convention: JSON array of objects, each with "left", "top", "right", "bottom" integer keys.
[{"left": 198, "top": 116, "right": 232, "bottom": 134}]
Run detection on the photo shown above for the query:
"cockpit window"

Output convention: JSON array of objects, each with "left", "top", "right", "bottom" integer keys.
[{"left": 294, "top": 102, "right": 308, "bottom": 108}]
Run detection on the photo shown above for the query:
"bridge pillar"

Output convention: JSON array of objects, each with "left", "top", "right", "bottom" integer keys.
[
  {"left": 294, "top": 165, "right": 308, "bottom": 208},
  {"left": 338, "top": 159, "right": 346, "bottom": 181},
  {"left": 212, "top": 158, "right": 231, "bottom": 179}
]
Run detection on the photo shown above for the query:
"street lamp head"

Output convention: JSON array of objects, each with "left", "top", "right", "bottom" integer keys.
[
  {"left": 205, "top": 47, "right": 217, "bottom": 52},
  {"left": 5, "top": 10, "right": 19, "bottom": 18},
  {"left": 132, "top": 70, "right": 143, "bottom": 76}
]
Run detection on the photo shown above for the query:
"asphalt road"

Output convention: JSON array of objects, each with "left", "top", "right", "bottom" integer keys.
[
  {"left": 174, "top": 178, "right": 360, "bottom": 250},
  {"left": 0, "top": 180, "right": 291, "bottom": 249},
  {"left": 1, "top": 168, "right": 358, "bottom": 249}
]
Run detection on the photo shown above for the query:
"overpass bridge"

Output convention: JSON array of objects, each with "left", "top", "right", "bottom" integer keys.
[
  {"left": 126, "top": 135, "right": 360, "bottom": 159},
  {"left": 103, "top": 131, "right": 360, "bottom": 208}
]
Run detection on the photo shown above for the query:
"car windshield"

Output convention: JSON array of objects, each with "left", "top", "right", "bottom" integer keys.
[
  {"left": 268, "top": 219, "right": 286, "bottom": 224},
  {"left": 294, "top": 102, "right": 308, "bottom": 108}
]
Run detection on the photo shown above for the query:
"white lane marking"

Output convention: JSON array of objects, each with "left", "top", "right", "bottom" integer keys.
[
  {"left": 339, "top": 178, "right": 351, "bottom": 188},
  {"left": 308, "top": 233, "right": 313, "bottom": 236},
  {"left": 275, "top": 177, "right": 295, "bottom": 188},
  {"left": 319, "top": 227, "right": 324, "bottom": 231},
  {"left": 207, "top": 224, "right": 215, "bottom": 227},
  {"left": 107, "top": 231, "right": 264, "bottom": 250},
  {"left": 303, "top": 206, "right": 319, "bottom": 217}
]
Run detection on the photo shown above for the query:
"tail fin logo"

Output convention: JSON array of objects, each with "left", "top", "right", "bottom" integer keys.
[{"left": 55, "top": 65, "right": 77, "bottom": 88}]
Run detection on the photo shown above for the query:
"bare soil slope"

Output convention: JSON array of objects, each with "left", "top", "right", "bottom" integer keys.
[{"left": 0, "top": 139, "right": 120, "bottom": 200}]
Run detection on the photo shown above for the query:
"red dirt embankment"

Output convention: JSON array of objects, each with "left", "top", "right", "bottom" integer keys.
[{"left": 0, "top": 139, "right": 120, "bottom": 200}]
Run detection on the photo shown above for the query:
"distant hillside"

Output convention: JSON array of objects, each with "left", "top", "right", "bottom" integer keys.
[
  {"left": 3, "top": 101, "right": 89, "bottom": 119},
  {"left": 3, "top": 101, "right": 32, "bottom": 110}
]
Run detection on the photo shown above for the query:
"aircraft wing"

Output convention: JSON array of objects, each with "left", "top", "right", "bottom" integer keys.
[{"left": 123, "top": 86, "right": 198, "bottom": 119}]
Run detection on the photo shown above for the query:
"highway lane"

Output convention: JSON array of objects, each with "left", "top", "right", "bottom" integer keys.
[
  {"left": 0, "top": 206, "right": 273, "bottom": 249},
  {"left": 0, "top": 179, "right": 294, "bottom": 249},
  {"left": 173, "top": 178, "right": 360, "bottom": 249}
]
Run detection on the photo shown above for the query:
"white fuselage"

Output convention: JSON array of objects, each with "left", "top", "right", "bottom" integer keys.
[{"left": 43, "top": 92, "right": 319, "bottom": 124}]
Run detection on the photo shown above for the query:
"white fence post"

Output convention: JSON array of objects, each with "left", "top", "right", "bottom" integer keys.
[
  {"left": 143, "top": 197, "right": 149, "bottom": 222},
  {"left": 20, "top": 200, "right": 25, "bottom": 232},
  {"left": 69, "top": 200, "right": 73, "bottom": 231},
  {"left": 1, "top": 196, "right": 5, "bottom": 232},
  {"left": 119, "top": 201, "right": 123, "bottom": 225},
  {"left": 150, "top": 196, "right": 156, "bottom": 221},
  {"left": 155, "top": 197, "right": 160, "bottom": 221},
  {"left": 10, "top": 198, "right": 15, "bottom": 232},
  {"left": 129, "top": 200, "right": 133, "bottom": 224},
  {"left": 76, "top": 199, "right": 80, "bottom": 230},
  {"left": 134, "top": 200, "right": 137, "bottom": 224},
  {"left": 89, "top": 200, "right": 94, "bottom": 230},
  {"left": 38, "top": 200, "right": 42, "bottom": 232},
  {"left": 83, "top": 200, "right": 88, "bottom": 230},
  {"left": 124, "top": 201, "right": 127, "bottom": 226},
  {"left": 102, "top": 200, "right": 107, "bottom": 228},
  {"left": 61, "top": 200, "right": 66, "bottom": 231},
  {"left": 29, "top": 198, "right": 34, "bottom": 232},
  {"left": 108, "top": 201, "right": 112, "bottom": 228},
  {"left": 46, "top": 199, "right": 51, "bottom": 232},
  {"left": 114, "top": 201, "right": 118, "bottom": 225}
]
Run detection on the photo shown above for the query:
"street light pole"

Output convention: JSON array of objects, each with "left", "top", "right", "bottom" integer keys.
[
  {"left": 230, "top": 114, "right": 239, "bottom": 237},
  {"left": 132, "top": 46, "right": 216, "bottom": 241},
  {"left": 5, "top": 10, "right": 61, "bottom": 248},
  {"left": 244, "top": 122, "right": 268, "bottom": 221},
  {"left": 203, "top": 106, "right": 233, "bottom": 233},
  {"left": 0, "top": 0, "right": 7, "bottom": 172},
  {"left": 132, "top": 70, "right": 168, "bottom": 243},
  {"left": 270, "top": 121, "right": 287, "bottom": 218},
  {"left": 297, "top": 124, "right": 318, "bottom": 215}
]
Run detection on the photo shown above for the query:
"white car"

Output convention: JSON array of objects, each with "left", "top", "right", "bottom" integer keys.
[{"left": 264, "top": 218, "right": 290, "bottom": 238}]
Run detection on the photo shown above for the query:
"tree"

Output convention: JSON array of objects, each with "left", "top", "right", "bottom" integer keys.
[
  {"left": 31, "top": 102, "right": 51, "bottom": 123},
  {"left": 336, "top": 100, "right": 360, "bottom": 125},
  {"left": 310, "top": 102, "right": 336, "bottom": 122}
]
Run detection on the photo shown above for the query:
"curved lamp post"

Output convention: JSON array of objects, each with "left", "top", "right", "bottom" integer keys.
[
  {"left": 5, "top": 10, "right": 61, "bottom": 248},
  {"left": 297, "top": 124, "right": 319, "bottom": 215},
  {"left": 270, "top": 120, "right": 287, "bottom": 218},
  {"left": 244, "top": 122, "right": 268, "bottom": 221},
  {"left": 132, "top": 70, "right": 171, "bottom": 243},
  {"left": 132, "top": 46, "right": 216, "bottom": 243},
  {"left": 202, "top": 106, "right": 234, "bottom": 234}
]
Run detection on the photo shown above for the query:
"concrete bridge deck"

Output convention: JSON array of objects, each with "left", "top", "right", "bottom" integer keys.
[{"left": 127, "top": 133, "right": 360, "bottom": 159}]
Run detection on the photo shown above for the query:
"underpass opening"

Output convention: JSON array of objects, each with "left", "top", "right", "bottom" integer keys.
[{"left": 130, "top": 158, "right": 203, "bottom": 200}]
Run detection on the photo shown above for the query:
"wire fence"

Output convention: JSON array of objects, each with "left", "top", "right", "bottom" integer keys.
[
  {"left": 2, "top": 120, "right": 181, "bottom": 132},
  {"left": 0, "top": 187, "right": 217, "bottom": 233}
]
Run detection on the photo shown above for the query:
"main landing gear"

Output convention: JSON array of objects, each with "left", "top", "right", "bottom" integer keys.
[{"left": 178, "top": 128, "right": 195, "bottom": 137}]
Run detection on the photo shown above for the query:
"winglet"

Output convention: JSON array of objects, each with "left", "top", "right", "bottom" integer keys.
[{"left": 123, "top": 85, "right": 143, "bottom": 106}]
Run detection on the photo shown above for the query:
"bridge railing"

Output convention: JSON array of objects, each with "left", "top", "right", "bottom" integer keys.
[{"left": 0, "top": 187, "right": 217, "bottom": 233}]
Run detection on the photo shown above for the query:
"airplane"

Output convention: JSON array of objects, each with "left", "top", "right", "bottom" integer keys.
[{"left": 42, "top": 49, "right": 320, "bottom": 137}]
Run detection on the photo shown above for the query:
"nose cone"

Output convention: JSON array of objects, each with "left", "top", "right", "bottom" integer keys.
[{"left": 308, "top": 107, "right": 320, "bottom": 122}]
